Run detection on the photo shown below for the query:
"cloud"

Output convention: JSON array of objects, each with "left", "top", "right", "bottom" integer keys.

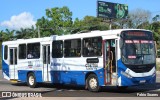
[{"left": 0, "top": 12, "right": 36, "bottom": 30}]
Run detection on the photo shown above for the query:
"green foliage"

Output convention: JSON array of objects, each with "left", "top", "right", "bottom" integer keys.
[
  {"left": 72, "top": 16, "right": 109, "bottom": 33},
  {"left": 157, "top": 62, "right": 160, "bottom": 71},
  {"left": 16, "top": 26, "right": 37, "bottom": 39},
  {"left": 36, "top": 6, "right": 73, "bottom": 36}
]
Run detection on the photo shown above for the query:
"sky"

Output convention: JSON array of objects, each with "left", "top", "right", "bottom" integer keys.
[{"left": 0, "top": 0, "right": 160, "bottom": 31}]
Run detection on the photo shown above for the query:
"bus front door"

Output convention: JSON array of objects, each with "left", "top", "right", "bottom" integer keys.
[
  {"left": 9, "top": 47, "right": 18, "bottom": 80},
  {"left": 42, "top": 45, "right": 51, "bottom": 82},
  {"left": 104, "top": 39, "right": 117, "bottom": 85}
]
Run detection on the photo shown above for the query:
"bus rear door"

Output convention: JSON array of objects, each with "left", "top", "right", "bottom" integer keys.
[
  {"left": 42, "top": 44, "right": 51, "bottom": 82},
  {"left": 9, "top": 47, "right": 18, "bottom": 80}
]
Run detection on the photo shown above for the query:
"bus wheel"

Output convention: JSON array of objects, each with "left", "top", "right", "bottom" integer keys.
[
  {"left": 87, "top": 74, "right": 100, "bottom": 92},
  {"left": 27, "top": 73, "right": 37, "bottom": 88}
]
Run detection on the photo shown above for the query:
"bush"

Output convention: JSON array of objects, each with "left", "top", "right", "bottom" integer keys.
[{"left": 157, "top": 62, "right": 160, "bottom": 71}]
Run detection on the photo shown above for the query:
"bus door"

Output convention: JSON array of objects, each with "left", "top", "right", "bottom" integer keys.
[
  {"left": 104, "top": 39, "right": 117, "bottom": 85},
  {"left": 42, "top": 45, "right": 50, "bottom": 82},
  {"left": 9, "top": 47, "right": 18, "bottom": 80}
]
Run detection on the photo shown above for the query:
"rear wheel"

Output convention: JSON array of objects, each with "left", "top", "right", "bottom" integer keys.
[
  {"left": 27, "top": 73, "right": 37, "bottom": 88},
  {"left": 87, "top": 74, "right": 100, "bottom": 92}
]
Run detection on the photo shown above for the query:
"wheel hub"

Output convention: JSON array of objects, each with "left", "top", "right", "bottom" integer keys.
[
  {"left": 89, "top": 78, "right": 97, "bottom": 89},
  {"left": 29, "top": 76, "right": 34, "bottom": 85}
]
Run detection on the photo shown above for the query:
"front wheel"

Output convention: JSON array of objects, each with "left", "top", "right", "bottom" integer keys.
[
  {"left": 87, "top": 74, "right": 100, "bottom": 92},
  {"left": 27, "top": 73, "right": 37, "bottom": 88}
]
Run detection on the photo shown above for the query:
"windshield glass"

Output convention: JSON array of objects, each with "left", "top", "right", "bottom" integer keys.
[{"left": 121, "top": 30, "right": 156, "bottom": 65}]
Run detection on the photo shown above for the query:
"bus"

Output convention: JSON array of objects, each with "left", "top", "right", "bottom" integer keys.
[{"left": 2, "top": 29, "right": 156, "bottom": 92}]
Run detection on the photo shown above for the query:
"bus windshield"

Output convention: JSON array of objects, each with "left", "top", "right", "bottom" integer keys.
[{"left": 121, "top": 30, "right": 156, "bottom": 65}]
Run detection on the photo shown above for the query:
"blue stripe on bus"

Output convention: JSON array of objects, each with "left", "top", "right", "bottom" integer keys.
[
  {"left": 117, "top": 59, "right": 156, "bottom": 86},
  {"left": 18, "top": 70, "right": 42, "bottom": 82},
  {"left": 17, "top": 69, "right": 104, "bottom": 86},
  {"left": 2, "top": 45, "right": 9, "bottom": 77},
  {"left": 50, "top": 69, "right": 104, "bottom": 86},
  {"left": 120, "top": 74, "right": 156, "bottom": 86}
]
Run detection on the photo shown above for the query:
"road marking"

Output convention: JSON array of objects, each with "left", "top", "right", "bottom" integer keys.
[
  {"left": 68, "top": 89, "right": 76, "bottom": 91},
  {"left": 57, "top": 89, "right": 63, "bottom": 92}
]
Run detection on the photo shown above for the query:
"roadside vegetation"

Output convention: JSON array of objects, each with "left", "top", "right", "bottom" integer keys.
[{"left": 157, "top": 62, "right": 160, "bottom": 71}]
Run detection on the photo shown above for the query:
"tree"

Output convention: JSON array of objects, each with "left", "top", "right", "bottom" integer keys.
[
  {"left": 27, "top": 25, "right": 38, "bottom": 38},
  {"left": 15, "top": 26, "right": 37, "bottom": 39},
  {"left": 126, "top": 9, "right": 151, "bottom": 28},
  {"left": 36, "top": 6, "right": 73, "bottom": 36},
  {"left": 36, "top": 16, "right": 51, "bottom": 37},
  {"left": 0, "top": 29, "right": 15, "bottom": 41},
  {"left": 16, "top": 28, "right": 28, "bottom": 39},
  {"left": 72, "top": 16, "right": 110, "bottom": 33},
  {"left": 152, "top": 15, "right": 160, "bottom": 22}
]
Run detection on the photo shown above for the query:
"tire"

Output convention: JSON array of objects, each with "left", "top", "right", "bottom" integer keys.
[
  {"left": 27, "top": 73, "right": 37, "bottom": 88},
  {"left": 87, "top": 74, "right": 100, "bottom": 92}
]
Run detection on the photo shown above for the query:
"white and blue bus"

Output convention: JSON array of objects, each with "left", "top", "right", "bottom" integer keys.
[{"left": 2, "top": 29, "right": 156, "bottom": 92}]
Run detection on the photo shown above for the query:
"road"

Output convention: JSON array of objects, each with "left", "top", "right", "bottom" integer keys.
[{"left": 0, "top": 70, "right": 160, "bottom": 99}]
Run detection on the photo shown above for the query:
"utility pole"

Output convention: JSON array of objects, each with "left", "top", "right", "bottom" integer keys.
[
  {"left": 109, "top": 19, "right": 112, "bottom": 30},
  {"left": 38, "top": 26, "right": 40, "bottom": 38}
]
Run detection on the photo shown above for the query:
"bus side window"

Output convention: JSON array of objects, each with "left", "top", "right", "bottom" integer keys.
[
  {"left": 64, "top": 39, "right": 81, "bottom": 57},
  {"left": 83, "top": 37, "right": 102, "bottom": 57},
  {"left": 19, "top": 44, "right": 26, "bottom": 59},
  {"left": 4, "top": 45, "right": 8, "bottom": 60},
  {"left": 27, "top": 43, "right": 40, "bottom": 59},
  {"left": 52, "top": 40, "right": 63, "bottom": 58}
]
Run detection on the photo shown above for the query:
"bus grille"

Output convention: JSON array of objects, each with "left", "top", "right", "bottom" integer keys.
[{"left": 127, "top": 64, "right": 154, "bottom": 73}]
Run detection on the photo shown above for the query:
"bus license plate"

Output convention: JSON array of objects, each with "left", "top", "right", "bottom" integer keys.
[{"left": 140, "top": 80, "right": 146, "bottom": 83}]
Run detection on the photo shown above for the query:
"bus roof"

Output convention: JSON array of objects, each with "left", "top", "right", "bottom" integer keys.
[{"left": 2, "top": 29, "right": 152, "bottom": 45}]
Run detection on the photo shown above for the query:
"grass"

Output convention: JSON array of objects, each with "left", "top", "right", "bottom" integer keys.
[{"left": 157, "top": 62, "right": 160, "bottom": 71}]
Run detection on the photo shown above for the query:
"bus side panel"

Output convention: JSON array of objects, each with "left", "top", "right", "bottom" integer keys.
[
  {"left": 2, "top": 45, "right": 10, "bottom": 80},
  {"left": 18, "top": 70, "right": 27, "bottom": 82},
  {"left": 35, "top": 71, "right": 43, "bottom": 82},
  {"left": 50, "top": 71, "right": 86, "bottom": 85},
  {"left": 50, "top": 68, "right": 104, "bottom": 86},
  {"left": 96, "top": 68, "right": 105, "bottom": 86},
  {"left": 18, "top": 70, "right": 43, "bottom": 82}
]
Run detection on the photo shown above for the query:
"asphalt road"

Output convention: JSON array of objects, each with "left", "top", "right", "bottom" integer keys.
[{"left": 0, "top": 70, "right": 160, "bottom": 98}]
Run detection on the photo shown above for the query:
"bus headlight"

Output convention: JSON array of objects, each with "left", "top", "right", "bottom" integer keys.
[{"left": 121, "top": 71, "right": 132, "bottom": 78}]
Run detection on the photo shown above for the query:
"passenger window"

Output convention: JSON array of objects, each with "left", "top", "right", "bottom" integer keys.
[
  {"left": 83, "top": 37, "right": 102, "bottom": 57},
  {"left": 19, "top": 44, "right": 26, "bottom": 59},
  {"left": 4, "top": 45, "right": 8, "bottom": 60},
  {"left": 64, "top": 39, "right": 81, "bottom": 57},
  {"left": 27, "top": 43, "right": 40, "bottom": 59},
  {"left": 52, "top": 40, "right": 63, "bottom": 58}
]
